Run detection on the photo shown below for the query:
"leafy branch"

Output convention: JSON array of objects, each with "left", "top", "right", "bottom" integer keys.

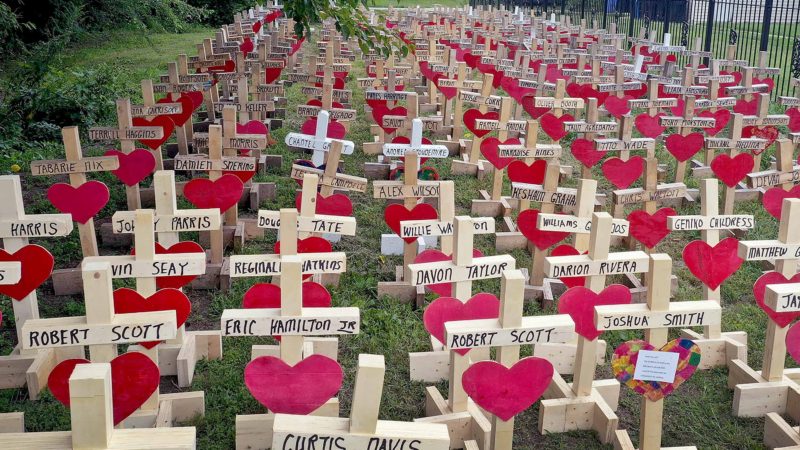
[{"left": 281, "top": 0, "right": 411, "bottom": 57}]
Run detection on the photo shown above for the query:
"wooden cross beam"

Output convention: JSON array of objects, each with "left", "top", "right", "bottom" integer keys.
[
  {"left": 272, "top": 354, "right": 450, "bottom": 450},
  {"left": 600, "top": 254, "right": 720, "bottom": 450},
  {"left": 0, "top": 175, "right": 76, "bottom": 398},
  {"left": 746, "top": 139, "right": 797, "bottom": 192},
  {"left": 595, "top": 113, "right": 655, "bottom": 153},
  {"left": 666, "top": 178, "right": 751, "bottom": 368},
  {"left": 139, "top": 78, "right": 181, "bottom": 167},
  {"left": 612, "top": 158, "right": 687, "bottom": 219},
  {"left": 451, "top": 72, "right": 496, "bottom": 175},
  {"left": 31, "top": 127, "right": 115, "bottom": 258},
  {"left": 729, "top": 199, "right": 800, "bottom": 418},
  {"left": 0, "top": 363, "right": 195, "bottom": 450},
  {"left": 694, "top": 60, "right": 737, "bottom": 110}
]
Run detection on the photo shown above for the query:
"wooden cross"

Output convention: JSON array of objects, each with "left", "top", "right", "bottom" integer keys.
[
  {"left": 746, "top": 138, "right": 797, "bottom": 194},
  {"left": 88, "top": 99, "right": 166, "bottom": 210},
  {"left": 0, "top": 175, "right": 76, "bottom": 398},
  {"left": 779, "top": 77, "right": 800, "bottom": 145},
  {"left": 627, "top": 76, "right": 674, "bottom": 118},
  {"left": 407, "top": 216, "right": 515, "bottom": 448},
  {"left": 0, "top": 363, "right": 195, "bottom": 449},
  {"left": 597, "top": 254, "right": 721, "bottom": 450},
  {"left": 666, "top": 178, "right": 751, "bottom": 368},
  {"left": 155, "top": 54, "right": 216, "bottom": 122},
  {"left": 290, "top": 140, "right": 368, "bottom": 195},
  {"left": 694, "top": 60, "right": 737, "bottom": 111},
  {"left": 297, "top": 84, "right": 356, "bottom": 124},
  {"left": 444, "top": 269, "right": 575, "bottom": 449},
  {"left": 702, "top": 114, "right": 769, "bottom": 213},
  {"left": 533, "top": 77, "right": 585, "bottom": 122},
  {"left": 729, "top": 198, "right": 800, "bottom": 419},
  {"left": 436, "top": 61, "right": 473, "bottom": 139},
  {"left": 595, "top": 113, "right": 655, "bottom": 154},
  {"left": 285, "top": 110, "right": 355, "bottom": 167},
  {"left": 31, "top": 127, "right": 117, "bottom": 257},
  {"left": 538, "top": 212, "right": 653, "bottom": 444},
  {"left": 452, "top": 72, "right": 496, "bottom": 172},
  {"left": 612, "top": 157, "right": 687, "bottom": 220},
  {"left": 658, "top": 94, "right": 716, "bottom": 183},
  {"left": 272, "top": 354, "right": 450, "bottom": 450},
  {"left": 80, "top": 209, "right": 205, "bottom": 421},
  {"left": 564, "top": 99, "right": 617, "bottom": 177},
  {"left": 139, "top": 78, "right": 181, "bottom": 167},
  {"left": 222, "top": 207, "right": 356, "bottom": 388}
]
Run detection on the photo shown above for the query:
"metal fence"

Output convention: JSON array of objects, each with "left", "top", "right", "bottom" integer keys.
[{"left": 472, "top": 0, "right": 800, "bottom": 98}]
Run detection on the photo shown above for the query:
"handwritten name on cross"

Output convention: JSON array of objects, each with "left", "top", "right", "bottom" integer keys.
[
  {"left": 285, "top": 110, "right": 355, "bottom": 166},
  {"left": 272, "top": 354, "right": 450, "bottom": 450}
]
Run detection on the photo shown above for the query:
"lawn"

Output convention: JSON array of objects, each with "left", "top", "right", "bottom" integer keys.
[{"left": 0, "top": 15, "right": 792, "bottom": 450}]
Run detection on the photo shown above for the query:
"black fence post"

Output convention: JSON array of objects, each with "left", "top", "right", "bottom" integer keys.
[
  {"left": 561, "top": 0, "right": 566, "bottom": 16},
  {"left": 663, "top": 0, "right": 672, "bottom": 37},
  {"left": 760, "top": 0, "right": 774, "bottom": 52},
  {"left": 580, "top": 0, "right": 586, "bottom": 20},
  {"left": 602, "top": 0, "right": 609, "bottom": 29},
  {"left": 703, "top": 0, "right": 716, "bottom": 55}
]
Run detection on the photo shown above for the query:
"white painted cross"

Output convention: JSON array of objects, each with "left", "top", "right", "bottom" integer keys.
[
  {"left": 382, "top": 119, "right": 450, "bottom": 159},
  {"left": 285, "top": 110, "right": 355, "bottom": 166}
]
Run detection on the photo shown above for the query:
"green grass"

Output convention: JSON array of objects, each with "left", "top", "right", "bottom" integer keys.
[
  {"left": 0, "top": 18, "right": 795, "bottom": 450},
  {"left": 370, "top": 0, "right": 468, "bottom": 7}
]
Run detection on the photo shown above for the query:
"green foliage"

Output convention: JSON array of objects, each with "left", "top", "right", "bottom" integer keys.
[
  {"left": 283, "top": 0, "right": 411, "bottom": 57},
  {"left": 187, "top": 0, "right": 259, "bottom": 26}
]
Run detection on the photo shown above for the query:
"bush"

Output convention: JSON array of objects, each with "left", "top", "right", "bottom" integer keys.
[{"left": 188, "top": 0, "right": 259, "bottom": 26}]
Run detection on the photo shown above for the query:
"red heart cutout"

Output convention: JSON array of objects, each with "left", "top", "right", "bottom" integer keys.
[
  {"left": 787, "top": 108, "right": 800, "bottom": 133},
  {"left": 558, "top": 284, "right": 632, "bottom": 340},
  {"left": 104, "top": 149, "right": 155, "bottom": 187},
  {"left": 48, "top": 352, "right": 159, "bottom": 425},
  {"left": 566, "top": 83, "right": 609, "bottom": 105},
  {"left": 113, "top": 287, "right": 190, "bottom": 349},
  {"left": 384, "top": 204, "right": 438, "bottom": 244},
  {"left": 604, "top": 96, "right": 633, "bottom": 118},
  {"left": 710, "top": 153, "right": 754, "bottom": 188},
  {"left": 787, "top": 322, "right": 800, "bottom": 363},
  {"left": 307, "top": 99, "right": 345, "bottom": 111},
  {"left": 635, "top": 112, "right": 667, "bottom": 138},
  {"left": 540, "top": 113, "right": 575, "bottom": 141},
  {"left": 698, "top": 109, "right": 731, "bottom": 136},
  {"left": 762, "top": 185, "right": 800, "bottom": 219},
  {"left": 371, "top": 105, "right": 407, "bottom": 135},
  {"left": 517, "top": 209, "right": 569, "bottom": 250},
  {"left": 550, "top": 244, "right": 587, "bottom": 288},
  {"left": 423, "top": 293, "right": 500, "bottom": 355},
  {"left": 480, "top": 137, "right": 522, "bottom": 169},
  {"left": 670, "top": 98, "right": 686, "bottom": 117},
  {"left": 0, "top": 245, "right": 53, "bottom": 301},
  {"left": 720, "top": 70, "right": 743, "bottom": 88},
  {"left": 252, "top": 21, "right": 262, "bottom": 34},
  {"left": 743, "top": 126, "right": 778, "bottom": 154},
  {"left": 507, "top": 159, "right": 547, "bottom": 185},
  {"left": 520, "top": 94, "right": 550, "bottom": 119},
  {"left": 734, "top": 98, "right": 758, "bottom": 116},
  {"left": 264, "top": 63, "right": 285, "bottom": 84},
  {"left": 463, "top": 53, "right": 480, "bottom": 69},
  {"left": 602, "top": 156, "right": 645, "bottom": 189},
  {"left": 149, "top": 242, "right": 205, "bottom": 289},
  {"left": 413, "top": 249, "right": 484, "bottom": 296},
  {"left": 665, "top": 133, "right": 704, "bottom": 162},
  {"left": 274, "top": 237, "right": 332, "bottom": 280},
  {"left": 753, "top": 272, "right": 800, "bottom": 327},
  {"left": 47, "top": 181, "right": 109, "bottom": 224},
  {"left": 754, "top": 77, "right": 775, "bottom": 93},
  {"left": 131, "top": 115, "right": 175, "bottom": 150},
  {"left": 463, "top": 109, "right": 500, "bottom": 138},
  {"left": 244, "top": 355, "right": 343, "bottom": 414},
  {"left": 243, "top": 281, "right": 331, "bottom": 341},
  {"left": 462, "top": 357, "right": 554, "bottom": 421},
  {"left": 433, "top": 74, "right": 458, "bottom": 99},
  {"left": 159, "top": 94, "right": 194, "bottom": 126},
  {"left": 206, "top": 60, "right": 235, "bottom": 74},
  {"left": 240, "top": 37, "right": 254, "bottom": 54},
  {"left": 183, "top": 174, "right": 244, "bottom": 212},
  {"left": 243, "top": 282, "right": 331, "bottom": 309},
  {"left": 628, "top": 208, "right": 677, "bottom": 248},
  {"left": 545, "top": 66, "right": 569, "bottom": 83},
  {"left": 571, "top": 138, "right": 606, "bottom": 168},
  {"left": 683, "top": 238, "right": 743, "bottom": 290},
  {"left": 300, "top": 117, "right": 346, "bottom": 139},
  {"left": 294, "top": 192, "right": 353, "bottom": 217}
]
